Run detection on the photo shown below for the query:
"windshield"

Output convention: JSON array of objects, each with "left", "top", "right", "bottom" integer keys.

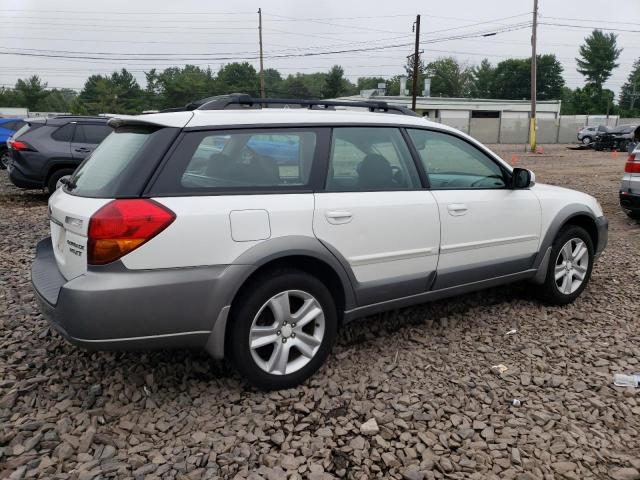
[{"left": 66, "top": 126, "right": 156, "bottom": 197}]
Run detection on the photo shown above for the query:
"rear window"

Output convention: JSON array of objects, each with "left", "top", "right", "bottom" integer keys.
[
  {"left": 66, "top": 126, "right": 156, "bottom": 197},
  {"left": 51, "top": 123, "right": 75, "bottom": 142},
  {"left": 75, "top": 123, "right": 112, "bottom": 144},
  {"left": 152, "top": 128, "right": 321, "bottom": 195}
]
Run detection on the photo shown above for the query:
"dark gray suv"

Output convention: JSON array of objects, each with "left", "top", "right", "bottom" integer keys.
[{"left": 7, "top": 116, "right": 112, "bottom": 192}]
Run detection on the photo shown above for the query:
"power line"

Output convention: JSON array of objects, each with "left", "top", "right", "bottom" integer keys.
[{"left": 540, "top": 22, "right": 640, "bottom": 33}]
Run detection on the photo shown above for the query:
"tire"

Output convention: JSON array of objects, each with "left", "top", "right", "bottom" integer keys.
[
  {"left": 625, "top": 209, "right": 640, "bottom": 219},
  {"left": 47, "top": 168, "right": 75, "bottom": 194},
  {"left": 538, "top": 225, "right": 594, "bottom": 305},
  {"left": 228, "top": 269, "right": 338, "bottom": 390},
  {"left": 0, "top": 148, "right": 9, "bottom": 169},
  {"left": 582, "top": 136, "right": 592, "bottom": 145}
]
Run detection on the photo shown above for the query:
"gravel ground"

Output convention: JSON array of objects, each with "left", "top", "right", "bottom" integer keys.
[{"left": 1, "top": 144, "right": 640, "bottom": 480}]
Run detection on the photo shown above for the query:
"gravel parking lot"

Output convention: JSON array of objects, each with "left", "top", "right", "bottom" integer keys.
[{"left": 1, "top": 144, "right": 639, "bottom": 480}]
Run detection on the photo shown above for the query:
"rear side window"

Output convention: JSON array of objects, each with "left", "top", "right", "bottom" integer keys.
[
  {"left": 75, "top": 124, "right": 112, "bottom": 144},
  {"left": 67, "top": 126, "right": 157, "bottom": 197},
  {"left": 326, "top": 127, "right": 420, "bottom": 191},
  {"left": 51, "top": 123, "right": 75, "bottom": 142},
  {"left": 154, "top": 129, "right": 320, "bottom": 194}
]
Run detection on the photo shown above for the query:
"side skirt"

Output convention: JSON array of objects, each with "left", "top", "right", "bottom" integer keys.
[{"left": 343, "top": 269, "right": 537, "bottom": 322}]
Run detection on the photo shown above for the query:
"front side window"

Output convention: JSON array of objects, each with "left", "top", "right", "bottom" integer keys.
[
  {"left": 326, "top": 127, "right": 420, "bottom": 191},
  {"left": 180, "top": 130, "right": 317, "bottom": 189},
  {"left": 408, "top": 129, "right": 506, "bottom": 189}
]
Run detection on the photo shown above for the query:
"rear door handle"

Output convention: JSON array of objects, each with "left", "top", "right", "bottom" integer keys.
[
  {"left": 74, "top": 147, "right": 91, "bottom": 153},
  {"left": 447, "top": 203, "right": 468, "bottom": 216},
  {"left": 325, "top": 210, "right": 353, "bottom": 224}
]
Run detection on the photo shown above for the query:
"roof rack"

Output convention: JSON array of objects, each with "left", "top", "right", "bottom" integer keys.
[{"left": 160, "top": 93, "right": 417, "bottom": 117}]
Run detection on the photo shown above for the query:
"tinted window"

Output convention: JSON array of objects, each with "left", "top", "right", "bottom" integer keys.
[
  {"left": 180, "top": 130, "right": 317, "bottom": 189},
  {"left": 408, "top": 129, "right": 506, "bottom": 189},
  {"left": 67, "top": 126, "right": 155, "bottom": 197},
  {"left": 1, "top": 121, "right": 16, "bottom": 130},
  {"left": 51, "top": 123, "right": 75, "bottom": 142},
  {"left": 75, "top": 124, "right": 112, "bottom": 144},
  {"left": 326, "top": 127, "right": 420, "bottom": 192}
]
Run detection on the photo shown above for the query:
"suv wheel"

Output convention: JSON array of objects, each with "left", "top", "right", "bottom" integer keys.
[
  {"left": 47, "top": 168, "right": 75, "bottom": 193},
  {"left": 539, "top": 226, "right": 594, "bottom": 305},
  {"left": 228, "top": 270, "right": 337, "bottom": 390},
  {"left": 0, "top": 148, "right": 9, "bottom": 169},
  {"left": 582, "top": 136, "right": 592, "bottom": 145}
]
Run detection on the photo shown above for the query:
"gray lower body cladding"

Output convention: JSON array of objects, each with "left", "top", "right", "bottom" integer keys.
[{"left": 32, "top": 238, "right": 253, "bottom": 353}]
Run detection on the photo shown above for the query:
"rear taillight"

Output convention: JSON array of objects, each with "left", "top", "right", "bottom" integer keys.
[
  {"left": 88, "top": 199, "right": 175, "bottom": 265},
  {"left": 625, "top": 153, "right": 640, "bottom": 174},
  {"left": 7, "top": 139, "right": 34, "bottom": 151}
]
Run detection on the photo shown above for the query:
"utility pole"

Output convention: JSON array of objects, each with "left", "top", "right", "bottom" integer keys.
[
  {"left": 258, "top": 8, "right": 265, "bottom": 99},
  {"left": 411, "top": 14, "right": 421, "bottom": 112},
  {"left": 529, "top": 0, "right": 538, "bottom": 152}
]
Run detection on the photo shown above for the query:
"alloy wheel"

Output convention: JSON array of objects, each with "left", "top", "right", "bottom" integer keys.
[
  {"left": 249, "top": 290, "right": 325, "bottom": 375},
  {"left": 554, "top": 238, "right": 589, "bottom": 295}
]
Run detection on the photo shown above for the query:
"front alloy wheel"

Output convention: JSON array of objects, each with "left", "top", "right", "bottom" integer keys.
[{"left": 554, "top": 238, "right": 589, "bottom": 294}]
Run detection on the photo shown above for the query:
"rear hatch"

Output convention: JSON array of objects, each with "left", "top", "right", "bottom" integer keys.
[{"left": 47, "top": 117, "right": 187, "bottom": 279}]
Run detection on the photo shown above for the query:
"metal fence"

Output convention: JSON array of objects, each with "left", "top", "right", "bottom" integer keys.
[{"left": 437, "top": 115, "right": 638, "bottom": 144}]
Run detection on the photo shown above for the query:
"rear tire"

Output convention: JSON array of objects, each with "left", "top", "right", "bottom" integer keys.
[
  {"left": 228, "top": 269, "right": 337, "bottom": 390},
  {"left": 0, "top": 148, "right": 9, "bottom": 169},
  {"left": 47, "top": 168, "right": 74, "bottom": 194},
  {"left": 538, "top": 226, "right": 594, "bottom": 305}
]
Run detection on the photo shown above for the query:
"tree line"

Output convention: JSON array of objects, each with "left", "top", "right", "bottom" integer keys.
[{"left": 1, "top": 29, "right": 638, "bottom": 117}]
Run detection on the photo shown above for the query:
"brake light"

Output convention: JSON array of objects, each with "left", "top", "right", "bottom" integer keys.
[
  {"left": 625, "top": 153, "right": 640, "bottom": 173},
  {"left": 88, "top": 199, "right": 175, "bottom": 265},
  {"left": 7, "top": 139, "right": 33, "bottom": 151}
]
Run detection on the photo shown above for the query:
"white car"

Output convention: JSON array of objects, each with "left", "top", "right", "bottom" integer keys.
[{"left": 32, "top": 96, "right": 608, "bottom": 390}]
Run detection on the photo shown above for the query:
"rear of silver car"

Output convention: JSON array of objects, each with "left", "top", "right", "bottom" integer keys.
[{"left": 620, "top": 145, "right": 640, "bottom": 215}]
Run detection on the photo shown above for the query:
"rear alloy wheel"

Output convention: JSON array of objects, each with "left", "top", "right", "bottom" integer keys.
[
  {"left": 539, "top": 226, "right": 594, "bottom": 305},
  {"left": 47, "top": 168, "right": 75, "bottom": 194},
  {"left": 0, "top": 149, "right": 9, "bottom": 169},
  {"left": 228, "top": 270, "right": 337, "bottom": 390}
]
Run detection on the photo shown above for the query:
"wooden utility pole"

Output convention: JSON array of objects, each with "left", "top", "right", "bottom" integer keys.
[
  {"left": 258, "top": 8, "right": 265, "bottom": 99},
  {"left": 529, "top": 0, "right": 538, "bottom": 152},
  {"left": 411, "top": 15, "right": 421, "bottom": 112}
]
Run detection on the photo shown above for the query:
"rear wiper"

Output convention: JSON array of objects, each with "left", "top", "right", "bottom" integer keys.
[{"left": 60, "top": 177, "right": 77, "bottom": 190}]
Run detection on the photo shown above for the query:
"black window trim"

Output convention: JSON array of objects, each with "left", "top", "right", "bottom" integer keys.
[
  {"left": 147, "top": 126, "right": 331, "bottom": 197},
  {"left": 404, "top": 126, "right": 514, "bottom": 191}
]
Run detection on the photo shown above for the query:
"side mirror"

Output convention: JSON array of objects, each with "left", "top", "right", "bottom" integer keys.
[{"left": 511, "top": 167, "right": 535, "bottom": 189}]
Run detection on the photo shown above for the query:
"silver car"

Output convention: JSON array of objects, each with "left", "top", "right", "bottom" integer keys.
[
  {"left": 620, "top": 143, "right": 640, "bottom": 217},
  {"left": 578, "top": 125, "right": 608, "bottom": 144}
]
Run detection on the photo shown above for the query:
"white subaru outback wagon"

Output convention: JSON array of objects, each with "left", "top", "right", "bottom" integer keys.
[{"left": 32, "top": 96, "right": 608, "bottom": 390}]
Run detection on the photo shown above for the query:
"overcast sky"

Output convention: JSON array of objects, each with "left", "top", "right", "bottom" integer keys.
[{"left": 1, "top": 0, "right": 639, "bottom": 98}]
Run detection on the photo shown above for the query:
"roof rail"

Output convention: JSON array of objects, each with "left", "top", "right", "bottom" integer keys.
[{"left": 160, "top": 93, "right": 417, "bottom": 117}]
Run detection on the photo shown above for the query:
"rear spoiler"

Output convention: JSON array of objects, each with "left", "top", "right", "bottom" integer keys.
[{"left": 107, "top": 112, "right": 194, "bottom": 129}]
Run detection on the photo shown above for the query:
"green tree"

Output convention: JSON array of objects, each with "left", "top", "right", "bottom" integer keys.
[
  {"left": 357, "top": 77, "right": 387, "bottom": 91},
  {"left": 35, "top": 88, "right": 77, "bottom": 112},
  {"left": 491, "top": 55, "right": 565, "bottom": 100},
  {"left": 404, "top": 54, "right": 427, "bottom": 96},
  {"left": 283, "top": 75, "right": 313, "bottom": 98},
  {"left": 263, "top": 68, "right": 284, "bottom": 97},
  {"left": 426, "top": 57, "right": 473, "bottom": 97},
  {"left": 561, "top": 84, "right": 615, "bottom": 115},
  {"left": 152, "top": 65, "right": 217, "bottom": 109},
  {"left": 14, "top": 76, "right": 49, "bottom": 110},
  {"left": 576, "top": 29, "right": 622, "bottom": 89},
  {"left": 385, "top": 75, "right": 403, "bottom": 96},
  {"left": 108, "top": 69, "right": 143, "bottom": 114},
  {"left": 619, "top": 59, "right": 640, "bottom": 114},
  {"left": 216, "top": 62, "right": 259, "bottom": 96},
  {"left": 322, "top": 65, "right": 352, "bottom": 98},
  {"left": 470, "top": 59, "right": 495, "bottom": 98}
]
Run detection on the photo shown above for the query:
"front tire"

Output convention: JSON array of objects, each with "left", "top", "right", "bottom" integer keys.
[
  {"left": 228, "top": 269, "right": 338, "bottom": 390},
  {"left": 539, "top": 226, "right": 594, "bottom": 305},
  {"left": 582, "top": 136, "right": 592, "bottom": 145}
]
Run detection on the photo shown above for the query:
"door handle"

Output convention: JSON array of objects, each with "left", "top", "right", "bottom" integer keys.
[
  {"left": 74, "top": 147, "right": 91, "bottom": 153},
  {"left": 447, "top": 203, "right": 468, "bottom": 216},
  {"left": 325, "top": 210, "right": 353, "bottom": 224}
]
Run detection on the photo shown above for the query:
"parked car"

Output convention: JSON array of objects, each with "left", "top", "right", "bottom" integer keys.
[
  {"left": 577, "top": 125, "right": 608, "bottom": 145},
  {"left": 7, "top": 116, "right": 112, "bottom": 193},
  {"left": 31, "top": 96, "right": 608, "bottom": 390},
  {"left": 593, "top": 124, "right": 639, "bottom": 152},
  {"left": 620, "top": 143, "right": 640, "bottom": 217},
  {"left": 0, "top": 117, "right": 27, "bottom": 169}
]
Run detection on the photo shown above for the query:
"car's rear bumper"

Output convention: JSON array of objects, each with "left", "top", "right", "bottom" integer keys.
[
  {"left": 620, "top": 191, "right": 640, "bottom": 212},
  {"left": 8, "top": 160, "right": 44, "bottom": 189},
  {"left": 31, "top": 237, "right": 253, "bottom": 358},
  {"left": 595, "top": 215, "right": 608, "bottom": 257}
]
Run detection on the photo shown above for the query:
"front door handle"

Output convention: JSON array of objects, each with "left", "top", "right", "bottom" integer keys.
[
  {"left": 74, "top": 147, "right": 91, "bottom": 153},
  {"left": 447, "top": 203, "right": 468, "bottom": 216},
  {"left": 325, "top": 210, "right": 353, "bottom": 224}
]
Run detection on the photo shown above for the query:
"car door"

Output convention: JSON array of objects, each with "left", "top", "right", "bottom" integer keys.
[
  {"left": 313, "top": 126, "right": 440, "bottom": 305},
  {"left": 407, "top": 128, "right": 541, "bottom": 290},
  {"left": 71, "top": 123, "right": 112, "bottom": 160}
]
